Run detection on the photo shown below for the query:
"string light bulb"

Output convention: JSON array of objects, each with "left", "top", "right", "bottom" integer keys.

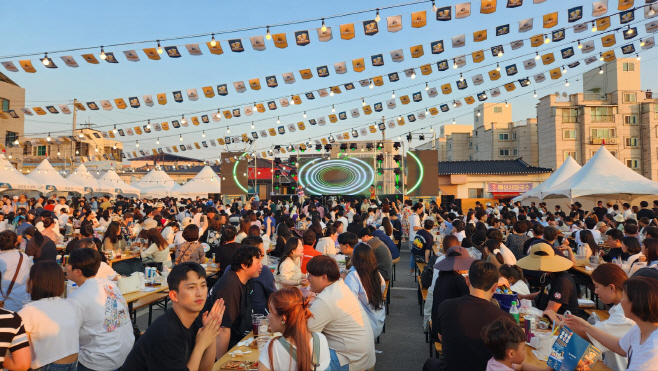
[
  {"left": 432, "top": 0, "right": 437, "bottom": 12},
  {"left": 562, "top": 66, "right": 567, "bottom": 74},
  {"left": 425, "top": 82, "right": 430, "bottom": 90},
  {"left": 599, "top": 67, "right": 604, "bottom": 74},
  {"left": 599, "top": 53, "right": 604, "bottom": 61},
  {"left": 452, "top": 118, "right": 456, "bottom": 124},
  {"left": 276, "top": 116, "right": 280, "bottom": 124},
  {"left": 636, "top": 53, "right": 641, "bottom": 61},
  {"left": 42, "top": 52, "right": 50, "bottom": 66},
  {"left": 650, "top": 7, "right": 655, "bottom": 16},
  {"left": 303, "top": 111, "right": 307, "bottom": 118},
  {"left": 627, "top": 26, "right": 634, "bottom": 35},
  {"left": 375, "top": 9, "right": 381, "bottom": 22},
  {"left": 290, "top": 96, "right": 295, "bottom": 105},
  {"left": 453, "top": 60, "right": 458, "bottom": 68},
  {"left": 565, "top": 80, "right": 570, "bottom": 87},
  {"left": 497, "top": 49, "right": 503, "bottom": 57},
  {"left": 202, "top": 131, "right": 206, "bottom": 137},
  {"left": 210, "top": 34, "right": 217, "bottom": 46},
  {"left": 577, "top": 40, "right": 582, "bottom": 49},
  {"left": 46, "top": 133, "right": 51, "bottom": 142},
  {"left": 544, "top": 34, "right": 550, "bottom": 44},
  {"left": 362, "top": 98, "right": 366, "bottom": 106},
  {"left": 100, "top": 46, "right": 107, "bottom": 60},
  {"left": 332, "top": 105, "right": 335, "bottom": 112},
  {"left": 425, "top": 108, "right": 430, "bottom": 115},
  {"left": 452, "top": 101, "right": 457, "bottom": 108},
  {"left": 180, "top": 115, "right": 186, "bottom": 124},
  {"left": 411, "top": 70, "right": 416, "bottom": 79},
  {"left": 535, "top": 52, "right": 540, "bottom": 60},
  {"left": 460, "top": 73, "right": 464, "bottom": 81},
  {"left": 146, "top": 119, "right": 151, "bottom": 129},
  {"left": 640, "top": 38, "right": 646, "bottom": 47},
  {"left": 477, "top": 110, "right": 481, "bottom": 117},
  {"left": 369, "top": 79, "right": 374, "bottom": 89},
  {"left": 113, "top": 125, "right": 117, "bottom": 133},
  {"left": 251, "top": 122, "right": 255, "bottom": 129},
  {"left": 179, "top": 134, "right": 183, "bottom": 141},
  {"left": 136, "top": 141, "right": 139, "bottom": 147},
  {"left": 329, "top": 89, "right": 334, "bottom": 96},
  {"left": 156, "top": 138, "right": 160, "bottom": 144},
  {"left": 391, "top": 91, "right": 396, "bottom": 98},
  {"left": 321, "top": 19, "right": 327, "bottom": 32},
  {"left": 533, "top": 91, "right": 537, "bottom": 97},
  {"left": 592, "top": 21, "right": 597, "bottom": 32},
  {"left": 157, "top": 40, "right": 163, "bottom": 54},
  {"left": 265, "top": 27, "right": 271, "bottom": 40},
  {"left": 226, "top": 126, "right": 230, "bottom": 133},
  {"left": 496, "top": 63, "right": 500, "bottom": 71},
  {"left": 505, "top": 101, "right": 509, "bottom": 107}
]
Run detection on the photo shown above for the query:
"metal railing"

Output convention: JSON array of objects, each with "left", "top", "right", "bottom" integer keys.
[
  {"left": 590, "top": 137, "right": 618, "bottom": 145},
  {"left": 583, "top": 93, "right": 607, "bottom": 101},
  {"left": 590, "top": 115, "right": 615, "bottom": 123}
]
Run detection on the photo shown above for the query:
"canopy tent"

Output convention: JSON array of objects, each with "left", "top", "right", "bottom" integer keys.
[
  {"left": 99, "top": 170, "right": 141, "bottom": 197},
  {"left": 0, "top": 154, "right": 40, "bottom": 192},
  {"left": 176, "top": 166, "right": 221, "bottom": 198},
  {"left": 66, "top": 164, "right": 114, "bottom": 194},
  {"left": 541, "top": 146, "right": 658, "bottom": 200},
  {"left": 25, "top": 159, "right": 85, "bottom": 194},
  {"left": 514, "top": 156, "right": 581, "bottom": 201},
  {"left": 133, "top": 169, "right": 181, "bottom": 198}
]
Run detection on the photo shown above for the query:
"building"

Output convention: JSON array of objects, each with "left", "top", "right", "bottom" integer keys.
[
  {"left": 537, "top": 57, "right": 658, "bottom": 180},
  {"left": 0, "top": 71, "right": 25, "bottom": 161}
]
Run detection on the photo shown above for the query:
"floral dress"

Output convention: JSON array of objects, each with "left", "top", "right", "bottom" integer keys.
[{"left": 401, "top": 206, "right": 413, "bottom": 238}]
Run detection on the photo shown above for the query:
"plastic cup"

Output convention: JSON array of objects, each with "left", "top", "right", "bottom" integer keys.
[
  {"left": 535, "top": 332, "right": 552, "bottom": 361},
  {"left": 257, "top": 336, "right": 270, "bottom": 354},
  {"left": 252, "top": 314, "right": 265, "bottom": 336}
]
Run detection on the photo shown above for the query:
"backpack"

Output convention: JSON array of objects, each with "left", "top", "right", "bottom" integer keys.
[{"left": 420, "top": 255, "right": 439, "bottom": 289}]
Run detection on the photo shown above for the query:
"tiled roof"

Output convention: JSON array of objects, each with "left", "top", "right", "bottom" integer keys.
[
  {"left": 438, "top": 158, "right": 553, "bottom": 175},
  {"left": 0, "top": 71, "right": 19, "bottom": 87}
]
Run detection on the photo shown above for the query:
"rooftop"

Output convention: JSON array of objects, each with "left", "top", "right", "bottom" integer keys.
[
  {"left": 0, "top": 71, "right": 19, "bottom": 87},
  {"left": 438, "top": 158, "right": 553, "bottom": 175},
  {"left": 130, "top": 153, "right": 206, "bottom": 163}
]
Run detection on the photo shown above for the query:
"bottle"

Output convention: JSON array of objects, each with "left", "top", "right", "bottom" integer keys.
[{"left": 510, "top": 301, "right": 520, "bottom": 324}]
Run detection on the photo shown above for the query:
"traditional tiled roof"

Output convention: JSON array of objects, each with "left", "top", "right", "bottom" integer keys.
[{"left": 438, "top": 158, "right": 553, "bottom": 175}]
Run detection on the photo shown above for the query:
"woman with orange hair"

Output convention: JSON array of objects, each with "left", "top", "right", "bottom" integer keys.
[{"left": 259, "top": 287, "right": 330, "bottom": 371}]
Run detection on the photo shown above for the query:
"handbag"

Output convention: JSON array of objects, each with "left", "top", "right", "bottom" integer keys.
[
  {"left": 277, "top": 332, "right": 321, "bottom": 370},
  {"left": 0, "top": 252, "right": 23, "bottom": 309}
]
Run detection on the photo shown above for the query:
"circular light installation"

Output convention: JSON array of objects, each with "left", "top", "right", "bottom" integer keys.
[
  {"left": 299, "top": 157, "right": 375, "bottom": 195},
  {"left": 406, "top": 151, "right": 424, "bottom": 194},
  {"left": 232, "top": 152, "right": 249, "bottom": 193}
]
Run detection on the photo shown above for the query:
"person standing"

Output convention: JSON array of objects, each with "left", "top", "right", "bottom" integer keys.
[{"left": 407, "top": 203, "right": 423, "bottom": 275}]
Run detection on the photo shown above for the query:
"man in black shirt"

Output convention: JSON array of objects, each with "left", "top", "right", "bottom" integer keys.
[
  {"left": 205, "top": 245, "right": 263, "bottom": 358},
  {"left": 207, "top": 225, "right": 241, "bottom": 277},
  {"left": 424, "top": 260, "right": 511, "bottom": 371},
  {"left": 602, "top": 228, "right": 631, "bottom": 262},
  {"left": 122, "top": 263, "right": 224, "bottom": 371},
  {"left": 637, "top": 201, "right": 658, "bottom": 224},
  {"left": 592, "top": 200, "right": 607, "bottom": 221},
  {"left": 411, "top": 219, "right": 435, "bottom": 263}
]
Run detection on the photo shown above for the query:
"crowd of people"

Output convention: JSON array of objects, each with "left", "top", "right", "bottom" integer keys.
[{"left": 0, "top": 193, "right": 655, "bottom": 370}]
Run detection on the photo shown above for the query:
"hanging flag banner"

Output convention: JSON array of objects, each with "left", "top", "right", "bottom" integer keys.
[
  {"left": 265, "top": 75, "right": 278, "bottom": 88},
  {"left": 618, "top": 0, "right": 633, "bottom": 11},
  {"left": 185, "top": 44, "right": 202, "bottom": 56},
  {"left": 250, "top": 36, "right": 266, "bottom": 51},
  {"left": 411, "top": 11, "right": 427, "bottom": 28},
  {"left": 207, "top": 42, "right": 223, "bottom": 55},
  {"left": 647, "top": 20, "right": 658, "bottom": 33},
  {"left": 552, "top": 28, "right": 565, "bottom": 42},
  {"left": 420, "top": 64, "right": 432, "bottom": 75},
  {"left": 568, "top": 6, "right": 583, "bottom": 22},
  {"left": 272, "top": 33, "right": 288, "bottom": 48},
  {"left": 363, "top": 20, "right": 379, "bottom": 36},
  {"left": 187, "top": 88, "right": 199, "bottom": 100},
  {"left": 623, "top": 27, "right": 637, "bottom": 39},
  {"left": 457, "top": 80, "right": 468, "bottom": 90},
  {"left": 472, "top": 74, "right": 484, "bottom": 85},
  {"left": 574, "top": 22, "right": 588, "bottom": 32},
  {"left": 602, "top": 34, "right": 616, "bottom": 47},
  {"left": 353, "top": 58, "right": 366, "bottom": 72},
  {"left": 61, "top": 56, "right": 78, "bottom": 67},
  {"left": 387, "top": 15, "right": 403, "bottom": 31},
  {"left": 642, "top": 36, "right": 656, "bottom": 49},
  {"left": 581, "top": 40, "right": 595, "bottom": 53},
  {"left": 431, "top": 41, "right": 444, "bottom": 54},
  {"left": 295, "top": 31, "right": 311, "bottom": 46},
  {"left": 317, "top": 65, "right": 329, "bottom": 77},
  {"left": 511, "top": 40, "right": 524, "bottom": 49},
  {"left": 391, "top": 49, "right": 404, "bottom": 62},
  {"left": 437, "top": 60, "right": 449, "bottom": 71},
  {"left": 592, "top": 0, "right": 608, "bottom": 16},
  {"left": 530, "top": 34, "right": 544, "bottom": 47},
  {"left": 87, "top": 102, "right": 99, "bottom": 110},
  {"left": 123, "top": 50, "right": 140, "bottom": 61},
  {"left": 437, "top": 6, "right": 452, "bottom": 21},
  {"left": 543, "top": 12, "right": 558, "bottom": 28},
  {"left": 472, "top": 50, "right": 485, "bottom": 62},
  {"left": 645, "top": 5, "right": 658, "bottom": 19},
  {"left": 561, "top": 47, "right": 575, "bottom": 59},
  {"left": 455, "top": 2, "right": 472, "bottom": 18},
  {"left": 229, "top": 39, "right": 245, "bottom": 52},
  {"left": 100, "top": 100, "right": 113, "bottom": 110},
  {"left": 620, "top": 9, "right": 634, "bottom": 24},
  {"left": 523, "top": 59, "right": 536, "bottom": 70},
  {"left": 371, "top": 54, "right": 384, "bottom": 66},
  {"left": 317, "top": 27, "right": 333, "bottom": 42},
  {"left": 441, "top": 83, "right": 453, "bottom": 94},
  {"left": 19, "top": 60, "right": 36, "bottom": 73},
  {"left": 541, "top": 53, "right": 555, "bottom": 65},
  {"left": 233, "top": 81, "right": 246, "bottom": 92},
  {"left": 143, "top": 48, "right": 161, "bottom": 60},
  {"left": 533, "top": 72, "right": 546, "bottom": 82},
  {"left": 496, "top": 24, "right": 510, "bottom": 36},
  {"left": 506, "top": 64, "right": 518, "bottom": 76},
  {"left": 410, "top": 45, "right": 424, "bottom": 58},
  {"left": 519, "top": 18, "right": 533, "bottom": 32},
  {"left": 481, "top": 0, "right": 497, "bottom": 14},
  {"left": 602, "top": 49, "right": 616, "bottom": 62},
  {"left": 173, "top": 91, "right": 184, "bottom": 102},
  {"left": 1, "top": 62, "right": 18, "bottom": 72},
  {"left": 340, "top": 24, "right": 355, "bottom": 40},
  {"left": 488, "top": 69, "right": 501, "bottom": 80},
  {"left": 164, "top": 47, "right": 181, "bottom": 58},
  {"left": 474, "top": 29, "right": 487, "bottom": 42},
  {"left": 452, "top": 34, "right": 466, "bottom": 48},
  {"left": 621, "top": 43, "right": 635, "bottom": 54},
  {"left": 129, "top": 97, "right": 140, "bottom": 108},
  {"left": 389, "top": 72, "right": 400, "bottom": 81},
  {"left": 490, "top": 87, "right": 501, "bottom": 97},
  {"left": 143, "top": 95, "right": 154, "bottom": 106},
  {"left": 507, "top": 0, "right": 522, "bottom": 8}
]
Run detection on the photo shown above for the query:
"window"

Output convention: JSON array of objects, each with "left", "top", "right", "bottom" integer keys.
[
  {"left": 475, "top": 145, "right": 479, "bottom": 152},
  {"left": 499, "top": 133, "right": 509, "bottom": 140},
  {"left": 499, "top": 149, "right": 510, "bottom": 156},
  {"left": 468, "top": 141, "right": 473, "bottom": 148},
  {"left": 475, "top": 116, "right": 479, "bottom": 122},
  {"left": 626, "top": 137, "right": 639, "bottom": 147},
  {"left": 475, "top": 130, "right": 478, "bottom": 137},
  {"left": 512, "top": 132, "right": 517, "bottom": 140},
  {"left": 655, "top": 104, "right": 658, "bottom": 119},
  {"left": 5, "top": 131, "right": 17, "bottom": 147},
  {"left": 562, "top": 108, "right": 578, "bottom": 123},
  {"left": 591, "top": 128, "right": 616, "bottom": 138},
  {"left": 564, "top": 151, "right": 578, "bottom": 161},
  {"left": 624, "top": 115, "right": 637, "bottom": 125},
  {"left": 447, "top": 143, "right": 451, "bottom": 150},
  {"left": 623, "top": 93, "right": 637, "bottom": 103},
  {"left": 0, "top": 98, "right": 9, "bottom": 112},
  {"left": 623, "top": 62, "right": 635, "bottom": 71},
  {"left": 468, "top": 188, "right": 484, "bottom": 198},
  {"left": 563, "top": 129, "right": 577, "bottom": 140},
  {"left": 469, "top": 155, "right": 473, "bottom": 161},
  {"left": 35, "top": 145, "right": 46, "bottom": 156},
  {"left": 513, "top": 148, "right": 518, "bottom": 156},
  {"left": 626, "top": 159, "right": 640, "bottom": 169},
  {"left": 590, "top": 107, "right": 614, "bottom": 122},
  {"left": 494, "top": 107, "right": 503, "bottom": 113}
]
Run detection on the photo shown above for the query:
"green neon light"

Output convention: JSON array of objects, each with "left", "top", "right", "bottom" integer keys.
[
  {"left": 407, "top": 151, "right": 424, "bottom": 194},
  {"left": 232, "top": 152, "right": 249, "bottom": 193}
]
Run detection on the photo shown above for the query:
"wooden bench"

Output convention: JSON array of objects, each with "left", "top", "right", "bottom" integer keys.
[
  {"left": 428, "top": 321, "right": 443, "bottom": 358},
  {"left": 584, "top": 309, "right": 610, "bottom": 321},
  {"left": 418, "top": 278, "right": 428, "bottom": 316},
  {"left": 415, "top": 261, "right": 427, "bottom": 283},
  {"left": 131, "top": 292, "right": 169, "bottom": 326}
]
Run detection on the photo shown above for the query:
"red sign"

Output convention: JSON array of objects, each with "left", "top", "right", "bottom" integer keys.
[{"left": 487, "top": 182, "right": 533, "bottom": 193}]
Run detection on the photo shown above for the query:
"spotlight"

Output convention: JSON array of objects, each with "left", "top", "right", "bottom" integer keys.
[
  {"left": 419, "top": 135, "right": 425, "bottom": 141},
  {"left": 350, "top": 143, "right": 357, "bottom": 151}
]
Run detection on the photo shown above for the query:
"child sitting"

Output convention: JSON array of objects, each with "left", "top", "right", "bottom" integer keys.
[
  {"left": 482, "top": 317, "right": 544, "bottom": 371},
  {"left": 499, "top": 264, "right": 530, "bottom": 295},
  {"left": 296, "top": 214, "right": 310, "bottom": 231}
]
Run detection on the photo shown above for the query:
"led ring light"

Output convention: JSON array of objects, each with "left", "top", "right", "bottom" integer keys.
[
  {"left": 406, "top": 151, "right": 424, "bottom": 194},
  {"left": 299, "top": 157, "right": 375, "bottom": 195},
  {"left": 232, "top": 152, "right": 249, "bottom": 193}
]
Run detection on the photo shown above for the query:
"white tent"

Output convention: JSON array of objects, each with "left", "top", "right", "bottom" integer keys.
[
  {"left": 177, "top": 166, "right": 221, "bottom": 198},
  {"left": 133, "top": 169, "right": 181, "bottom": 198},
  {"left": 26, "top": 159, "right": 85, "bottom": 194},
  {"left": 67, "top": 164, "right": 114, "bottom": 194},
  {"left": 99, "top": 170, "right": 141, "bottom": 197},
  {"left": 541, "top": 146, "right": 658, "bottom": 200},
  {"left": 0, "top": 154, "right": 40, "bottom": 192},
  {"left": 515, "top": 156, "right": 581, "bottom": 201}
]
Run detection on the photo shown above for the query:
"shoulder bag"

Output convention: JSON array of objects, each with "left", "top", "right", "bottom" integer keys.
[{"left": 277, "top": 332, "right": 321, "bottom": 371}]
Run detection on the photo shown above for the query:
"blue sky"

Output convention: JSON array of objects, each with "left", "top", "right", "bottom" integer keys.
[{"left": 2, "top": 0, "right": 657, "bottom": 161}]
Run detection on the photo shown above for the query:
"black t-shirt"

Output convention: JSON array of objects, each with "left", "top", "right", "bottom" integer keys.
[
  {"left": 603, "top": 247, "right": 631, "bottom": 263},
  {"left": 122, "top": 308, "right": 199, "bottom": 371},
  {"left": 412, "top": 229, "right": 434, "bottom": 257},
  {"left": 213, "top": 242, "right": 241, "bottom": 277},
  {"left": 436, "top": 295, "right": 513, "bottom": 371},
  {"left": 534, "top": 271, "right": 579, "bottom": 315},
  {"left": 637, "top": 208, "right": 657, "bottom": 221},
  {"left": 592, "top": 207, "right": 607, "bottom": 221},
  {"left": 430, "top": 271, "right": 469, "bottom": 341},
  {"left": 204, "top": 269, "right": 247, "bottom": 348},
  {"left": 346, "top": 222, "right": 362, "bottom": 235}
]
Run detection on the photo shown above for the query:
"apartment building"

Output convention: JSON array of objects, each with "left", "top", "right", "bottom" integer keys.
[
  {"left": 0, "top": 72, "right": 25, "bottom": 160},
  {"left": 537, "top": 57, "right": 658, "bottom": 180}
]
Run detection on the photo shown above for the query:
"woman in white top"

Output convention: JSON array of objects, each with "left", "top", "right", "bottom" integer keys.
[
  {"left": 344, "top": 243, "right": 386, "bottom": 338},
  {"left": 19, "top": 261, "right": 80, "bottom": 370},
  {"left": 622, "top": 237, "right": 645, "bottom": 275},
  {"left": 140, "top": 229, "right": 173, "bottom": 268},
  {"left": 0, "top": 230, "right": 31, "bottom": 312},
  {"left": 275, "top": 237, "right": 308, "bottom": 290},
  {"left": 160, "top": 222, "right": 179, "bottom": 245},
  {"left": 98, "top": 210, "right": 112, "bottom": 229},
  {"left": 260, "top": 287, "right": 330, "bottom": 371},
  {"left": 236, "top": 220, "right": 250, "bottom": 244},
  {"left": 565, "top": 275, "right": 658, "bottom": 371},
  {"left": 451, "top": 219, "right": 466, "bottom": 242},
  {"left": 379, "top": 217, "right": 395, "bottom": 241}
]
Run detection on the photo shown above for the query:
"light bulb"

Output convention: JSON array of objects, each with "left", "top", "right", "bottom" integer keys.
[
  {"left": 452, "top": 101, "right": 457, "bottom": 107},
  {"left": 303, "top": 111, "right": 307, "bottom": 118},
  {"left": 535, "top": 52, "right": 540, "bottom": 60},
  {"left": 265, "top": 27, "right": 271, "bottom": 40},
  {"left": 533, "top": 91, "right": 537, "bottom": 97},
  {"left": 146, "top": 120, "right": 151, "bottom": 129},
  {"left": 453, "top": 61, "right": 458, "bottom": 69},
  {"left": 180, "top": 134, "right": 183, "bottom": 141},
  {"left": 290, "top": 97, "right": 295, "bottom": 105},
  {"left": 578, "top": 41, "right": 582, "bottom": 49},
  {"left": 636, "top": 54, "right": 641, "bottom": 61},
  {"left": 226, "top": 126, "right": 230, "bottom": 133},
  {"left": 425, "top": 82, "right": 430, "bottom": 90},
  {"left": 628, "top": 26, "right": 634, "bottom": 35},
  {"left": 136, "top": 141, "right": 139, "bottom": 147},
  {"left": 321, "top": 19, "right": 327, "bottom": 32},
  {"left": 42, "top": 53, "right": 50, "bottom": 66},
  {"left": 496, "top": 63, "right": 500, "bottom": 71},
  {"left": 276, "top": 117, "right": 280, "bottom": 124},
  {"left": 432, "top": 0, "right": 437, "bottom": 12},
  {"left": 362, "top": 99, "right": 366, "bottom": 106},
  {"left": 210, "top": 34, "right": 217, "bottom": 46},
  {"left": 113, "top": 125, "right": 117, "bottom": 133},
  {"left": 497, "top": 50, "right": 503, "bottom": 57},
  {"left": 544, "top": 35, "right": 550, "bottom": 44},
  {"left": 369, "top": 80, "right": 374, "bottom": 89},
  {"left": 640, "top": 39, "right": 646, "bottom": 47},
  {"left": 599, "top": 67, "right": 604, "bottom": 74},
  {"left": 477, "top": 110, "right": 481, "bottom": 117},
  {"left": 202, "top": 131, "right": 206, "bottom": 137},
  {"left": 100, "top": 47, "right": 106, "bottom": 60},
  {"left": 592, "top": 22, "right": 597, "bottom": 32},
  {"left": 411, "top": 71, "right": 416, "bottom": 79},
  {"left": 332, "top": 105, "right": 335, "bottom": 112},
  {"left": 425, "top": 108, "right": 430, "bottom": 115},
  {"left": 562, "top": 66, "right": 567, "bottom": 73},
  {"left": 47, "top": 133, "right": 51, "bottom": 142},
  {"left": 453, "top": 118, "right": 456, "bottom": 124},
  {"left": 565, "top": 80, "right": 570, "bottom": 87},
  {"left": 650, "top": 8, "right": 655, "bottom": 16},
  {"left": 375, "top": 9, "right": 380, "bottom": 22},
  {"left": 329, "top": 90, "right": 334, "bottom": 97},
  {"left": 181, "top": 115, "right": 186, "bottom": 124},
  {"left": 505, "top": 101, "right": 509, "bottom": 107},
  {"left": 430, "top": 127, "right": 434, "bottom": 131},
  {"left": 57, "top": 151, "right": 60, "bottom": 155},
  {"left": 157, "top": 41, "right": 163, "bottom": 54},
  {"left": 599, "top": 53, "right": 604, "bottom": 61},
  {"left": 113, "top": 145, "right": 117, "bottom": 149},
  {"left": 251, "top": 122, "right": 254, "bottom": 129},
  {"left": 392, "top": 91, "right": 396, "bottom": 98}
]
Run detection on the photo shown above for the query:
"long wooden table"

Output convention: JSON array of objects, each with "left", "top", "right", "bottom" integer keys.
[
  {"left": 213, "top": 332, "right": 260, "bottom": 371},
  {"left": 109, "top": 252, "right": 140, "bottom": 266},
  {"left": 524, "top": 342, "right": 611, "bottom": 370},
  {"left": 123, "top": 283, "right": 169, "bottom": 305},
  {"left": 571, "top": 265, "right": 594, "bottom": 276}
]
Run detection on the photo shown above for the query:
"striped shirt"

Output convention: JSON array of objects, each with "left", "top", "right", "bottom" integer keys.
[{"left": 0, "top": 309, "right": 29, "bottom": 368}]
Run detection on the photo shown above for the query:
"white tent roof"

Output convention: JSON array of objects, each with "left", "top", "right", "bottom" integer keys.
[
  {"left": 67, "top": 164, "right": 114, "bottom": 194},
  {"left": 516, "top": 156, "right": 581, "bottom": 201},
  {"left": 99, "top": 170, "right": 141, "bottom": 197},
  {"left": 177, "top": 166, "right": 221, "bottom": 198},
  {"left": 541, "top": 146, "right": 658, "bottom": 199},
  {"left": 0, "top": 154, "right": 40, "bottom": 192},
  {"left": 133, "top": 169, "right": 180, "bottom": 198},
  {"left": 25, "top": 159, "right": 85, "bottom": 193}
]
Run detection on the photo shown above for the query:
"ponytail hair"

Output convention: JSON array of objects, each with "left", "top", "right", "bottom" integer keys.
[
  {"left": 267, "top": 287, "right": 315, "bottom": 371},
  {"left": 499, "top": 264, "right": 526, "bottom": 285},
  {"left": 485, "top": 239, "right": 504, "bottom": 265}
]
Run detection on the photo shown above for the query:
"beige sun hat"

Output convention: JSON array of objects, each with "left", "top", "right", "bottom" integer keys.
[
  {"left": 516, "top": 243, "right": 573, "bottom": 272},
  {"left": 143, "top": 219, "right": 158, "bottom": 231},
  {"left": 181, "top": 216, "right": 193, "bottom": 228}
]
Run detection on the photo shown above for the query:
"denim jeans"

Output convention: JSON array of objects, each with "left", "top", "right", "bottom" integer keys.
[
  {"left": 77, "top": 362, "right": 118, "bottom": 371},
  {"left": 328, "top": 349, "right": 349, "bottom": 371},
  {"left": 35, "top": 360, "right": 78, "bottom": 371}
]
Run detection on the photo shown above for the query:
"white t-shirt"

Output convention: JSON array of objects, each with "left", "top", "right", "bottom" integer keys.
[
  {"left": 36, "top": 220, "right": 60, "bottom": 234},
  {"left": 97, "top": 262, "right": 118, "bottom": 281},
  {"left": 69, "top": 277, "right": 134, "bottom": 370},
  {"left": 498, "top": 243, "right": 517, "bottom": 265},
  {"left": 510, "top": 280, "right": 530, "bottom": 296},
  {"left": 337, "top": 217, "right": 349, "bottom": 229},
  {"left": 409, "top": 213, "right": 421, "bottom": 242},
  {"left": 589, "top": 303, "right": 635, "bottom": 371},
  {"left": 0, "top": 250, "right": 32, "bottom": 312},
  {"left": 259, "top": 333, "right": 331, "bottom": 371},
  {"left": 618, "top": 324, "right": 658, "bottom": 371},
  {"left": 19, "top": 297, "right": 81, "bottom": 369},
  {"left": 453, "top": 230, "right": 466, "bottom": 242}
]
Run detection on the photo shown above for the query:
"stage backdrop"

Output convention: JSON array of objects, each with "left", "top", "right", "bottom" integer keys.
[
  {"left": 220, "top": 152, "right": 248, "bottom": 195},
  {"left": 298, "top": 157, "right": 375, "bottom": 196},
  {"left": 407, "top": 150, "right": 438, "bottom": 197}
]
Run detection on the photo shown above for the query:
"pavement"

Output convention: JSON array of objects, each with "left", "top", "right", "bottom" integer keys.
[{"left": 133, "top": 249, "right": 430, "bottom": 370}]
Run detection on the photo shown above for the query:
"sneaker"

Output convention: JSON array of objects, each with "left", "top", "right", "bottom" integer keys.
[{"left": 408, "top": 272, "right": 416, "bottom": 276}]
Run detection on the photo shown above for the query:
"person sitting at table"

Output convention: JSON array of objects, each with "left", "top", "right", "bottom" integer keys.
[
  {"left": 516, "top": 243, "right": 579, "bottom": 315},
  {"left": 174, "top": 217, "right": 193, "bottom": 248},
  {"left": 66, "top": 223, "right": 98, "bottom": 255},
  {"left": 141, "top": 228, "right": 173, "bottom": 269},
  {"left": 423, "top": 260, "right": 512, "bottom": 371},
  {"left": 103, "top": 221, "right": 125, "bottom": 254},
  {"left": 18, "top": 261, "right": 80, "bottom": 371},
  {"left": 160, "top": 221, "right": 179, "bottom": 245},
  {"left": 603, "top": 228, "right": 630, "bottom": 262},
  {"left": 98, "top": 210, "right": 112, "bottom": 229},
  {"left": 623, "top": 236, "right": 645, "bottom": 274},
  {"left": 564, "top": 276, "right": 658, "bottom": 371},
  {"left": 344, "top": 243, "right": 386, "bottom": 339},
  {"left": 498, "top": 264, "right": 530, "bottom": 296},
  {"left": 358, "top": 228, "right": 393, "bottom": 282},
  {"left": 175, "top": 224, "right": 206, "bottom": 265},
  {"left": 306, "top": 255, "right": 376, "bottom": 371},
  {"left": 275, "top": 237, "right": 308, "bottom": 290},
  {"left": 35, "top": 210, "right": 60, "bottom": 236},
  {"left": 577, "top": 229, "right": 601, "bottom": 260},
  {"left": 66, "top": 247, "right": 134, "bottom": 371},
  {"left": 74, "top": 238, "right": 118, "bottom": 281},
  {"left": 260, "top": 287, "right": 331, "bottom": 371},
  {"left": 40, "top": 216, "right": 62, "bottom": 246},
  {"left": 316, "top": 226, "right": 338, "bottom": 257},
  {"left": 238, "top": 236, "right": 276, "bottom": 316},
  {"left": 122, "top": 263, "right": 225, "bottom": 371},
  {"left": 209, "top": 225, "right": 240, "bottom": 277},
  {"left": 643, "top": 238, "right": 658, "bottom": 267},
  {"left": 236, "top": 219, "right": 250, "bottom": 244},
  {"left": 0, "top": 230, "right": 31, "bottom": 313},
  {"left": 301, "top": 230, "right": 321, "bottom": 274},
  {"left": 24, "top": 226, "right": 57, "bottom": 262},
  {"left": 204, "top": 245, "right": 263, "bottom": 358},
  {"left": 423, "top": 234, "right": 461, "bottom": 334},
  {"left": 482, "top": 317, "right": 547, "bottom": 371}
]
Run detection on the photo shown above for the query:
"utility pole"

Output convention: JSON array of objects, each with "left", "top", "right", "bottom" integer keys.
[{"left": 72, "top": 99, "right": 77, "bottom": 169}]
